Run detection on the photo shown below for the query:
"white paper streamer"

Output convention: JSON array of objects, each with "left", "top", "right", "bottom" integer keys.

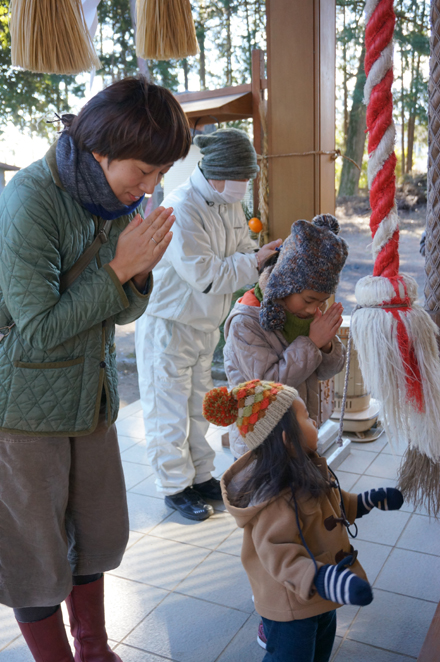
[
  {"left": 81, "top": 0, "right": 101, "bottom": 87},
  {"left": 82, "top": 0, "right": 101, "bottom": 39}
]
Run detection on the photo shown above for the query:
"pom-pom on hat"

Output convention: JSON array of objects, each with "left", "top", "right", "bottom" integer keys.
[
  {"left": 194, "top": 128, "right": 259, "bottom": 181},
  {"left": 259, "top": 214, "right": 348, "bottom": 332},
  {"left": 203, "top": 379, "right": 298, "bottom": 451}
]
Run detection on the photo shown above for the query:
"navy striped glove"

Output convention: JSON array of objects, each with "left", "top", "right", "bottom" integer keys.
[
  {"left": 357, "top": 487, "right": 403, "bottom": 519},
  {"left": 315, "top": 556, "right": 373, "bottom": 606}
]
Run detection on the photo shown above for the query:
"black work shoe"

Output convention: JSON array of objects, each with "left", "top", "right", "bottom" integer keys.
[
  {"left": 165, "top": 487, "right": 214, "bottom": 521},
  {"left": 192, "top": 477, "right": 223, "bottom": 501}
]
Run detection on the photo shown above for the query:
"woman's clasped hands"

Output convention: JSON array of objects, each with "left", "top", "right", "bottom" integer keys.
[{"left": 109, "top": 206, "right": 175, "bottom": 288}]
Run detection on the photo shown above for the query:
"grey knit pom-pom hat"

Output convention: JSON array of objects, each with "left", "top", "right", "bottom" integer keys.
[
  {"left": 259, "top": 214, "right": 349, "bottom": 332},
  {"left": 194, "top": 128, "right": 259, "bottom": 180}
]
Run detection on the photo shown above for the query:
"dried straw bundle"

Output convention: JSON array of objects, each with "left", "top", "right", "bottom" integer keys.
[
  {"left": 136, "top": 0, "right": 199, "bottom": 61},
  {"left": 10, "top": 0, "right": 100, "bottom": 75}
]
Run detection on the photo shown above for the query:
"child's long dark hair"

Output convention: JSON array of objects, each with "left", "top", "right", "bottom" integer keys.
[{"left": 230, "top": 407, "right": 330, "bottom": 508}]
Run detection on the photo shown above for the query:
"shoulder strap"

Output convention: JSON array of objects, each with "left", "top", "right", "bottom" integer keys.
[
  {"left": 59, "top": 219, "right": 113, "bottom": 294},
  {"left": 0, "top": 219, "right": 113, "bottom": 342},
  {"left": 45, "top": 141, "right": 112, "bottom": 292}
]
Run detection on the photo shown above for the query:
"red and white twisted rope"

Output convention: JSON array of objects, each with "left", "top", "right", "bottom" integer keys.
[
  {"left": 365, "top": 0, "right": 399, "bottom": 277},
  {"left": 349, "top": 0, "right": 440, "bottom": 508},
  {"left": 362, "top": 0, "right": 423, "bottom": 409}
]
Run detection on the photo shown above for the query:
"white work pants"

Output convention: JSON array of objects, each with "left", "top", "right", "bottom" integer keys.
[{"left": 135, "top": 315, "right": 218, "bottom": 496}]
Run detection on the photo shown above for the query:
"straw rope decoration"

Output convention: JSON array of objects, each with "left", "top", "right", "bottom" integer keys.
[
  {"left": 10, "top": 0, "right": 100, "bottom": 74},
  {"left": 136, "top": 0, "right": 200, "bottom": 61},
  {"left": 258, "top": 100, "right": 270, "bottom": 246},
  {"left": 425, "top": 0, "right": 440, "bottom": 315},
  {"left": 350, "top": 0, "right": 440, "bottom": 515}
]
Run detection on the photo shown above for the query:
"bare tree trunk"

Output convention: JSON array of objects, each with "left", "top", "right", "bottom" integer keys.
[
  {"left": 56, "top": 81, "right": 61, "bottom": 113},
  {"left": 406, "top": 48, "right": 416, "bottom": 174},
  {"left": 401, "top": 56, "right": 405, "bottom": 176},
  {"left": 407, "top": 1, "right": 427, "bottom": 174},
  {"left": 343, "top": 6, "right": 348, "bottom": 145},
  {"left": 225, "top": 1, "right": 232, "bottom": 86},
  {"left": 196, "top": 2, "right": 207, "bottom": 90},
  {"left": 244, "top": 0, "right": 252, "bottom": 77},
  {"left": 129, "top": 0, "right": 150, "bottom": 79},
  {"left": 406, "top": 113, "right": 416, "bottom": 174},
  {"left": 338, "top": 43, "right": 366, "bottom": 197},
  {"left": 182, "top": 58, "right": 189, "bottom": 90},
  {"left": 197, "top": 26, "right": 206, "bottom": 89}
]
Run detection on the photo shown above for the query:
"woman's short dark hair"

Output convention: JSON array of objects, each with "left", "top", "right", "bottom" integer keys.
[{"left": 67, "top": 76, "right": 191, "bottom": 166}]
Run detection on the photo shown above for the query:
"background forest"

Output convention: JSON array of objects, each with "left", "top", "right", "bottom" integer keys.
[{"left": 0, "top": 0, "right": 431, "bottom": 195}]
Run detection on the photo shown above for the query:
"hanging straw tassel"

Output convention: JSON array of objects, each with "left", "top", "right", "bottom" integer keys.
[
  {"left": 10, "top": 0, "right": 100, "bottom": 74},
  {"left": 351, "top": 0, "right": 440, "bottom": 516},
  {"left": 136, "top": 0, "right": 200, "bottom": 61}
]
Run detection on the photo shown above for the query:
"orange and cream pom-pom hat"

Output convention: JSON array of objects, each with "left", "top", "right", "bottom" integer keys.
[{"left": 203, "top": 379, "right": 298, "bottom": 451}]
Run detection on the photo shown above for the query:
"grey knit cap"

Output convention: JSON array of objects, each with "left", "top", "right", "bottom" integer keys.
[
  {"left": 194, "top": 128, "right": 259, "bottom": 180},
  {"left": 260, "top": 214, "right": 349, "bottom": 331}
]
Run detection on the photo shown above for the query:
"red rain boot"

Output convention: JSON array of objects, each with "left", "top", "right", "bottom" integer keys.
[
  {"left": 65, "top": 576, "right": 122, "bottom": 662},
  {"left": 16, "top": 608, "right": 74, "bottom": 662}
]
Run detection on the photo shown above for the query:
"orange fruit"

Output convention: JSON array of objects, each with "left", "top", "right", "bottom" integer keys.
[{"left": 248, "top": 217, "right": 263, "bottom": 233}]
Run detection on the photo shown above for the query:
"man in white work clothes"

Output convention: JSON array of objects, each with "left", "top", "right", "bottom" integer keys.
[{"left": 135, "top": 128, "right": 281, "bottom": 520}]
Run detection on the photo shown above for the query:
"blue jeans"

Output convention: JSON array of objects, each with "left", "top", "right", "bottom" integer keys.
[{"left": 262, "top": 610, "right": 336, "bottom": 662}]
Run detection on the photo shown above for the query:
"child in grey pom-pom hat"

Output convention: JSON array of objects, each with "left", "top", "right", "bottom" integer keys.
[
  {"left": 260, "top": 214, "right": 348, "bottom": 332},
  {"left": 223, "top": 213, "right": 348, "bottom": 461}
]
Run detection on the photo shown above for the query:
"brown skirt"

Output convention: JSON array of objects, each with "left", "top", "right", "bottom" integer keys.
[{"left": 0, "top": 409, "right": 129, "bottom": 608}]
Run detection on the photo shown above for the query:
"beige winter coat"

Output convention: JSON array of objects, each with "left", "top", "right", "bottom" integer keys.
[
  {"left": 222, "top": 452, "right": 368, "bottom": 622},
  {"left": 223, "top": 300, "right": 345, "bottom": 457}
]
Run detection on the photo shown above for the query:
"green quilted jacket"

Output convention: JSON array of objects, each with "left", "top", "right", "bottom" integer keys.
[{"left": 0, "top": 143, "right": 152, "bottom": 436}]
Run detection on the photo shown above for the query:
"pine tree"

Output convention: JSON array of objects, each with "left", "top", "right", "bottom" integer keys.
[{"left": 0, "top": 0, "right": 84, "bottom": 140}]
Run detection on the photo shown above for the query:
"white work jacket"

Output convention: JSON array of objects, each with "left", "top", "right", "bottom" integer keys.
[{"left": 146, "top": 165, "right": 259, "bottom": 332}]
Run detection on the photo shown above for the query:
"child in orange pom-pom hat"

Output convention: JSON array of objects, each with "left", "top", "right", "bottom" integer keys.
[{"left": 203, "top": 379, "right": 403, "bottom": 661}]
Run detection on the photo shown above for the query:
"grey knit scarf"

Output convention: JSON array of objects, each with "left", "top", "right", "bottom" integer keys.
[{"left": 56, "top": 130, "right": 144, "bottom": 220}]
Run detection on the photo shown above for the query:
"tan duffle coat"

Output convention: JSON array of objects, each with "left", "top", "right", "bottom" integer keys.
[{"left": 222, "top": 452, "right": 368, "bottom": 622}]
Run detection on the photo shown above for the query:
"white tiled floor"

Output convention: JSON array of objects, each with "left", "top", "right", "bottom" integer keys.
[{"left": 0, "top": 399, "right": 438, "bottom": 661}]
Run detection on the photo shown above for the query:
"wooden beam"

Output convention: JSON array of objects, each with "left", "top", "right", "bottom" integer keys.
[
  {"left": 177, "top": 84, "right": 251, "bottom": 104},
  {"left": 266, "top": 0, "right": 336, "bottom": 240}
]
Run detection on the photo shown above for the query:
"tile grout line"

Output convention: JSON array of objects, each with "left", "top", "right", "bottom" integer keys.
[
  {"left": 339, "top": 447, "right": 382, "bottom": 475},
  {"left": 114, "top": 638, "right": 179, "bottom": 660},
  {"left": 371, "top": 507, "right": 415, "bottom": 589},
  {"left": 0, "top": 633, "right": 22, "bottom": 654},
  {"left": 121, "top": 496, "right": 254, "bottom": 658},
  {"left": 171, "top": 589, "right": 255, "bottom": 615},
  {"left": 330, "top": 633, "right": 344, "bottom": 661},
  {"left": 113, "top": 550, "right": 251, "bottom": 655},
  {"left": 368, "top": 585, "right": 439, "bottom": 605},
  {"left": 123, "top": 472, "right": 156, "bottom": 492},
  {"left": 335, "top": 442, "right": 415, "bottom": 660},
  {"left": 212, "top": 612, "right": 256, "bottom": 662},
  {"left": 109, "top": 503, "right": 244, "bottom": 651},
  {"left": 340, "top": 633, "right": 418, "bottom": 660}
]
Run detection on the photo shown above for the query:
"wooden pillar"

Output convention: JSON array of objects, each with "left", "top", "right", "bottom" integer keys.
[{"left": 266, "top": 0, "right": 336, "bottom": 240}]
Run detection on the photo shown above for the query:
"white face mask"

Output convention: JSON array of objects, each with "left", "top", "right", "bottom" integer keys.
[{"left": 216, "top": 180, "right": 248, "bottom": 203}]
